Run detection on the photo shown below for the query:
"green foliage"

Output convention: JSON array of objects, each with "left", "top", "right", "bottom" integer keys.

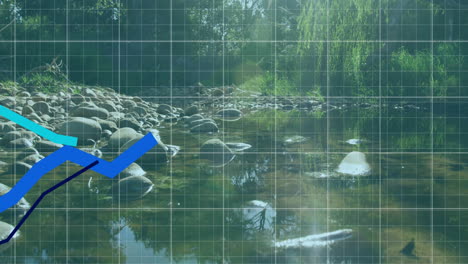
[
  {"left": 18, "top": 72, "right": 69, "bottom": 93},
  {"left": 298, "top": 0, "right": 381, "bottom": 95},
  {"left": 389, "top": 44, "right": 461, "bottom": 96},
  {"left": 239, "top": 73, "right": 296, "bottom": 96},
  {"left": 0, "top": 0, "right": 467, "bottom": 97}
]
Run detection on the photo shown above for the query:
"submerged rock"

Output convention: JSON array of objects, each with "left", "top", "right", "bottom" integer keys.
[
  {"left": 200, "top": 139, "right": 234, "bottom": 166},
  {"left": 225, "top": 142, "right": 252, "bottom": 152},
  {"left": 108, "top": 127, "right": 142, "bottom": 150},
  {"left": 190, "top": 121, "right": 219, "bottom": 133},
  {"left": 111, "top": 175, "right": 154, "bottom": 201},
  {"left": 185, "top": 114, "right": 203, "bottom": 124},
  {"left": 166, "top": 144, "right": 181, "bottom": 157},
  {"left": 117, "top": 163, "right": 146, "bottom": 179},
  {"left": 274, "top": 229, "right": 353, "bottom": 249},
  {"left": 120, "top": 135, "right": 169, "bottom": 166},
  {"left": 336, "top": 151, "right": 371, "bottom": 176},
  {"left": 216, "top": 108, "right": 242, "bottom": 118}
]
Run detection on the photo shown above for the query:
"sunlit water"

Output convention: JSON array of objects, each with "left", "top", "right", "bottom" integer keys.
[{"left": 0, "top": 99, "right": 467, "bottom": 263}]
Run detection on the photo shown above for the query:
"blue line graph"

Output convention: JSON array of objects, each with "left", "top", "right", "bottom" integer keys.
[
  {"left": 0, "top": 160, "right": 99, "bottom": 245},
  {"left": 0, "top": 105, "right": 78, "bottom": 146},
  {"left": 0, "top": 133, "right": 158, "bottom": 213}
]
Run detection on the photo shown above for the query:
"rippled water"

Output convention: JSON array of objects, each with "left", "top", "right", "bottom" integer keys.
[{"left": 1, "top": 99, "right": 467, "bottom": 263}]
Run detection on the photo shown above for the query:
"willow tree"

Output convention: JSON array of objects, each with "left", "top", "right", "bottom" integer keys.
[
  {"left": 298, "top": 0, "right": 382, "bottom": 96},
  {"left": 296, "top": 0, "right": 456, "bottom": 96}
]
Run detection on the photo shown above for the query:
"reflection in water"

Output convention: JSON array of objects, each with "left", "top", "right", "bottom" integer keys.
[
  {"left": 242, "top": 200, "right": 276, "bottom": 232},
  {"left": 274, "top": 229, "right": 353, "bottom": 249}
]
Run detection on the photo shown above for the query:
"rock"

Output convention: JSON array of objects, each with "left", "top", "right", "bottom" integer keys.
[
  {"left": 2, "top": 131, "right": 23, "bottom": 142},
  {"left": 71, "top": 106, "right": 109, "bottom": 119},
  {"left": 95, "top": 119, "right": 118, "bottom": 132},
  {"left": 83, "top": 88, "right": 97, "bottom": 97},
  {"left": 31, "top": 93, "right": 47, "bottom": 102},
  {"left": 18, "top": 91, "right": 31, "bottom": 97},
  {"left": 225, "top": 142, "right": 252, "bottom": 152},
  {"left": 25, "top": 112, "right": 43, "bottom": 123},
  {"left": 35, "top": 141, "right": 63, "bottom": 152},
  {"left": 200, "top": 139, "right": 234, "bottom": 165},
  {"left": 21, "top": 154, "right": 44, "bottom": 166},
  {"left": 0, "top": 97, "right": 15, "bottom": 108},
  {"left": 184, "top": 105, "right": 199, "bottom": 116},
  {"left": 282, "top": 104, "right": 294, "bottom": 110},
  {"left": 284, "top": 135, "right": 307, "bottom": 145},
  {"left": 58, "top": 117, "right": 102, "bottom": 145},
  {"left": 146, "top": 117, "right": 159, "bottom": 126},
  {"left": 16, "top": 147, "right": 40, "bottom": 160},
  {"left": 70, "top": 94, "right": 85, "bottom": 104},
  {"left": 212, "top": 88, "right": 224, "bottom": 96},
  {"left": 111, "top": 175, "right": 154, "bottom": 201},
  {"left": 118, "top": 118, "right": 141, "bottom": 130},
  {"left": 32, "top": 102, "right": 50, "bottom": 115},
  {"left": 79, "top": 139, "right": 102, "bottom": 158},
  {"left": 108, "top": 127, "right": 142, "bottom": 150},
  {"left": 0, "top": 221, "right": 20, "bottom": 252},
  {"left": 2, "top": 130, "right": 37, "bottom": 142},
  {"left": 101, "top": 129, "right": 113, "bottom": 138},
  {"left": 99, "top": 102, "right": 118, "bottom": 112},
  {"left": 156, "top": 104, "right": 173, "bottom": 115},
  {"left": 8, "top": 161, "right": 32, "bottom": 175},
  {"left": 122, "top": 100, "right": 137, "bottom": 109},
  {"left": 40, "top": 114, "right": 51, "bottom": 122},
  {"left": 117, "top": 163, "right": 146, "bottom": 179},
  {"left": 120, "top": 135, "right": 168, "bottom": 166},
  {"left": 190, "top": 122, "right": 219, "bottom": 133},
  {"left": 281, "top": 99, "right": 293, "bottom": 105},
  {"left": 6, "top": 138, "right": 34, "bottom": 149},
  {"left": 0, "top": 161, "right": 8, "bottom": 170},
  {"left": 21, "top": 105, "right": 35, "bottom": 115},
  {"left": 166, "top": 145, "right": 181, "bottom": 157},
  {"left": 336, "top": 151, "right": 371, "bottom": 176},
  {"left": 0, "top": 123, "right": 15, "bottom": 135},
  {"left": 185, "top": 114, "right": 203, "bottom": 123},
  {"left": 189, "top": 118, "right": 215, "bottom": 128},
  {"left": 0, "top": 183, "right": 30, "bottom": 212},
  {"left": 298, "top": 100, "right": 320, "bottom": 108},
  {"left": 216, "top": 109, "right": 242, "bottom": 118},
  {"left": 132, "top": 106, "right": 147, "bottom": 116}
]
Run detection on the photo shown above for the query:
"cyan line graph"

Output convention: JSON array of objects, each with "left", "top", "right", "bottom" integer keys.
[
  {"left": 0, "top": 160, "right": 99, "bottom": 245},
  {"left": 0, "top": 133, "right": 158, "bottom": 213},
  {"left": 0, "top": 105, "right": 78, "bottom": 146}
]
